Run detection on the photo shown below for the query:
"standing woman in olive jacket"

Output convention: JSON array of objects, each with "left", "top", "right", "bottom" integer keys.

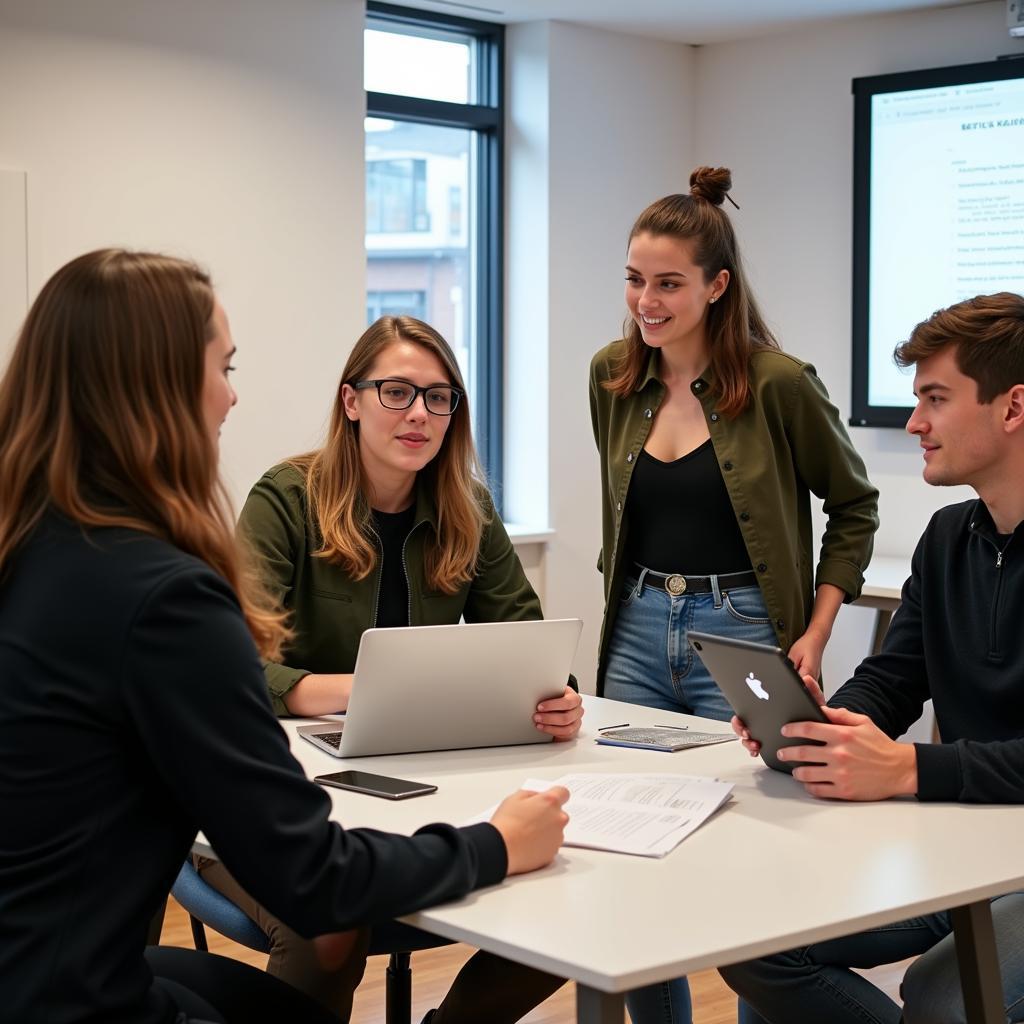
[
  {"left": 200, "top": 314, "right": 582, "bottom": 1021},
  {"left": 589, "top": 168, "right": 879, "bottom": 1024}
]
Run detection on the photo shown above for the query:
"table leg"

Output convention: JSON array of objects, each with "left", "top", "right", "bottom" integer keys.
[
  {"left": 951, "top": 900, "right": 1005, "bottom": 1024},
  {"left": 870, "top": 608, "right": 894, "bottom": 657},
  {"left": 576, "top": 984, "right": 625, "bottom": 1023}
]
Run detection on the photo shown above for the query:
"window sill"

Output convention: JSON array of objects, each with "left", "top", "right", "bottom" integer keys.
[{"left": 505, "top": 524, "right": 555, "bottom": 546}]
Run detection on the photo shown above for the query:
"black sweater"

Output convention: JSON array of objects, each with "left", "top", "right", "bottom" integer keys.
[
  {"left": 830, "top": 499, "right": 1024, "bottom": 803},
  {"left": 0, "top": 515, "right": 506, "bottom": 1024}
]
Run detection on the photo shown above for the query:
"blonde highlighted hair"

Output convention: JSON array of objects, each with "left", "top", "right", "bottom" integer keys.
[
  {"left": 293, "top": 316, "right": 488, "bottom": 593},
  {"left": 0, "top": 248, "right": 289, "bottom": 659}
]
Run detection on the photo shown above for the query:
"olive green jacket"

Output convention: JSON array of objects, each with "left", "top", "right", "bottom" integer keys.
[
  {"left": 589, "top": 342, "right": 879, "bottom": 695},
  {"left": 239, "top": 463, "right": 542, "bottom": 715}
]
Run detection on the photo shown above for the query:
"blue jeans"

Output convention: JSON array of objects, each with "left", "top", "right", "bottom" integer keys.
[
  {"left": 604, "top": 572, "right": 777, "bottom": 722},
  {"left": 719, "top": 892, "right": 1024, "bottom": 1023},
  {"left": 604, "top": 572, "right": 776, "bottom": 1024}
]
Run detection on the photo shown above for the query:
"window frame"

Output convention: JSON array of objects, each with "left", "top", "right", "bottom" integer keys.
[{"left": 366, "top": 2, "right": 505, "bottom": 501}]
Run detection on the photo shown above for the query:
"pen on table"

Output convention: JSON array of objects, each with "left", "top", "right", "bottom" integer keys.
[
  {"left": 654, "top": 724, "right": 689, "bottom": 731},
  {"left": 597, "top": 723, "right": 630, "bottom": 731}
]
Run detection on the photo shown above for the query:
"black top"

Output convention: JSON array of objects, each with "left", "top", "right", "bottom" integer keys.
[
  {"left": 372, "top": 504, "right": 417, "bottom": 629},
  {"left": 624, "top": 441, "right": 751, "bottom": 575},
  {"left": 0, "top": 513, "right": 506, "bottom": 1024},
  {"left": 830, "top": 499, "right": 1024, "bottom": 803}
]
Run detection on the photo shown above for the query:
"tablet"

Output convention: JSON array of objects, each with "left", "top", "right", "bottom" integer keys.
[{"left": 687, "top": 631, "right": 828, "bottom": 773}]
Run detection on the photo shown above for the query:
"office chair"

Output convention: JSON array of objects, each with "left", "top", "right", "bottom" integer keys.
[
  {"left": 172, "top": 860, "right": 433, "bottom": 1024},
  {"left": 171, "top": 860, "right": 270, "bottom": 955}
]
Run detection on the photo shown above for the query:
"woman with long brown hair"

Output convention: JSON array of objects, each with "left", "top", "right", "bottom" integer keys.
[
  {"left": 196, "top": 313, "right": 582, "bottom": 1020},
  {"left": 589, "top": 168, "right": 879, "bottom": 1024},
  {"left": 0, "top": 249, "right": 570, "bottom": 1024}
]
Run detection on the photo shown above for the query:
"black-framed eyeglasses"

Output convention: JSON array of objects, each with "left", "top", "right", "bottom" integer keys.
[{"left": 353, "top": 378, "right": 463, "bottom": 416}]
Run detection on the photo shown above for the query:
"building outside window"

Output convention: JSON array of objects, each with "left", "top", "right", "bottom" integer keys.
[
  {"left": 366, "top": 289, "right": 427, "bottom": 323},
  {"left": 366, "top": 157, "right": 429, "bottom": 234},
  {"left": 365, "top": 3, "right": 504, "bottom": 492}
]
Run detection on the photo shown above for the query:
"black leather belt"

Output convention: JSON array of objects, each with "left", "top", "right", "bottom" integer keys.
[{"left": 637, "top": 565, "right": 758, "bottom": 597}]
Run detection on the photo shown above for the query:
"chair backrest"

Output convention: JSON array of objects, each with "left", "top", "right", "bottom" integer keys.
[{"left": 171, "top": 861, "right": 271, "bottom": 954}]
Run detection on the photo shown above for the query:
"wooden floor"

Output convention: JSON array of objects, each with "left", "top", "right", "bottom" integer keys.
[{"left": 160, "top": 896, "right": 908, "bottom": 1022}]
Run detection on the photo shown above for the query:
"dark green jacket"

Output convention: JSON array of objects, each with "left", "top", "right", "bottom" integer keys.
[
  {"left": 239, "top": 463, "right": 542, "bottom": 715},
  {"left": 589, "top": 342, "right": 879, "bottom": 694}
]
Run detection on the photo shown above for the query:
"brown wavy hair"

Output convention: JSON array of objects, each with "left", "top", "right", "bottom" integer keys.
[
  {"left": 0, "top": 248, "right": 288, "bottom": 659},
  {"left": 895, "top": 292, "right": 1024, "bottom": 402},
  {"left": 292, "top": 316, "right": 488, "bottom": 594},
  {"left": 605, "top": 166, "right": 779, "bottom": 416}
]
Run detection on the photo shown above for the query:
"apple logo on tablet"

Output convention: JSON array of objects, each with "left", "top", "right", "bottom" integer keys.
[{"left": 746, "top": 672, "right": 769, "bottom": 700}]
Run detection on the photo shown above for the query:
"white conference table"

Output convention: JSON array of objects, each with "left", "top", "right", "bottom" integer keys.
[{"left": 201, "top": 695, "right": 1024, "bottom": 1023}]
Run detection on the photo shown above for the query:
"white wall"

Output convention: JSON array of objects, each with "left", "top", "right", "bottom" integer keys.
[
  {"left": 505, "top": 21, "right": 552, "bottom": 534},
  {"left": 0, "top": 0, "right": 366, "bottom": 505},
  {"left": 507, "top": 21, "right": 697, "bottom": 690},
  {"left": 0, "top": 169, "right": 27, "bottom": 349},
  {"left": 693, "top": 0, "right": 1024, "bottom": 702}
]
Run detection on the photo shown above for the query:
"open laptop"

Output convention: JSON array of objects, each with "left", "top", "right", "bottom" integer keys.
[
  {"left": 297, "top": 617, "right": 583, "bottom": 758},
  {"left": 687, "top": 631, "right": 828, "bottom": 773}
]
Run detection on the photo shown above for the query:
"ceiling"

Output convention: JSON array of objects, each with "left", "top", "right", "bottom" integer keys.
[{"left": 391, "top": 0, "right": 992, "bottom": 44}]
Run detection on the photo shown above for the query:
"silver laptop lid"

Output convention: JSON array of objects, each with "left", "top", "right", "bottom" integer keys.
[{"left": 339, "top": 618, "right": 582, "bottom": 757}]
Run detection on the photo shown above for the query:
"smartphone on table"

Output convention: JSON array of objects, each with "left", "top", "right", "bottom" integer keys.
[{"left": 314, "top": 770, "right": 438, "bottom": 800}]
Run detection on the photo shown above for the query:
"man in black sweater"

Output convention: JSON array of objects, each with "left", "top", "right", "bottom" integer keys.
[{"left": 720, "top": 292, "right": 1024, "bottom": 1024}]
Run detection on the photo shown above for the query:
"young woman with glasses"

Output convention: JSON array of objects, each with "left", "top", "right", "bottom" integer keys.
[
  {"left": 0, "top": 251, "right": 571, "bottom": 1024},
  {"left": 589, "top": 168, "right": 879, "bottom": 1024},
  {"left": 197, "top": 314, "right": 582, "bottom": 1021}
]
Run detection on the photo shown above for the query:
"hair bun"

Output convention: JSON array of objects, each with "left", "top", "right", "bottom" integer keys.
[{"left": 689, "top": 166, "right": 733, "bottom": 206}]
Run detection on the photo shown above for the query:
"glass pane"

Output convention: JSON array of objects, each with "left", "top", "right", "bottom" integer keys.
[
  {"left": 365, "top": 118, "right": 478, "bottom": 428},
  {"left": 365, "top": 26, "right": 474, "bottom": 104}
]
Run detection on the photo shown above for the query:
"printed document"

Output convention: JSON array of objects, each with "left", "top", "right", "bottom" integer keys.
[{"left": 475, "top": 772, "right": 733, "bottom": 858}]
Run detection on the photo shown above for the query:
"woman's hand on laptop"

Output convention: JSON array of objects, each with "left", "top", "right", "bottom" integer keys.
[
  {"left": 533, "top": 687, "right": 584, "bottom": 740},
  {"left": 490, "top": 786, "right": 571, "bottom": 875},
  {"left": 731, "top": 673, "right": 827, "bottom": 757}
]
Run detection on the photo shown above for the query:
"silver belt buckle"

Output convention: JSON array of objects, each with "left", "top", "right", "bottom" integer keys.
[{"left": 665, "top": 574, "right": 687, "bottom": 596}]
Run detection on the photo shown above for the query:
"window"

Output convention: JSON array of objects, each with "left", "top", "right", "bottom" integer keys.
[
  {"left": 367, "top": 289, "right": 427, "bottom": 323},
  {"left": 366, "top": 158, "right": 429, "bottom": 234},
  {"left": 365, "top": 3, "right": 504, "bottom": 495}
]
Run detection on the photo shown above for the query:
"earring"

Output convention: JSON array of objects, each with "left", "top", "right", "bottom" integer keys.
[{"left": 709, "top": 296, "right": 717, "bottom": 304}]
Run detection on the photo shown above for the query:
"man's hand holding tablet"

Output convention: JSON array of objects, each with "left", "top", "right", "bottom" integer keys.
[{"left": 732, "top": 674, "right": 919, "bottom": 801}]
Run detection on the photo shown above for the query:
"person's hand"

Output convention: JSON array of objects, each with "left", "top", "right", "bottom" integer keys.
[
  {"left": 787, "top": 626, "right": 829, "bottom": 680},
  {"left": 731, "top": 715, "right": 761, "bottom": 758},
  {"left": 798, "top": 672, "right": 827, "bottom": 706},
  {"left": 779, "top": 705, "right": 918, "bottom": 801},
  {"left": 534, "top": 686, "right": 584, "bottom": 741},
  {"left": 490, "top": 786, "right": 570, "bottom": 875}
]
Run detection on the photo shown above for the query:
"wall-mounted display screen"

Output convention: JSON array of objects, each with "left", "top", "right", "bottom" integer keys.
[{"left": 851, "top": 58, "right": 1024, "bottom": 427}]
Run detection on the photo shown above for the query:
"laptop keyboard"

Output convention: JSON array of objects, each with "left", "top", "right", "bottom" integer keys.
[{"left": 315, "top": 731, "right": 344, "bottom": 749}]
